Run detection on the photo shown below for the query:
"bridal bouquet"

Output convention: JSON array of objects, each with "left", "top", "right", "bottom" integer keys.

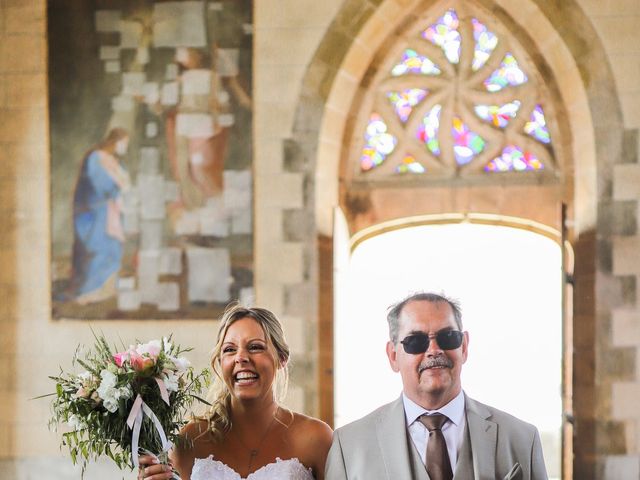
[{"left": 46, "top": 333, "right": 210, "bottom": 477}]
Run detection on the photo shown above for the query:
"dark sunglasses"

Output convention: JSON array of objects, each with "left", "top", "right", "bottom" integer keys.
[{"left": 400, "top": 330, "right": 464, "bottom": 354}]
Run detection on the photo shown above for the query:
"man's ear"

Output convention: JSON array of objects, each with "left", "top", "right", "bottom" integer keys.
[
  {"left": 386, "top": 341, "right": 400, "bottom": 373},
  {"left": 461, "top": 331, "right": 469, "bottom": 364}
]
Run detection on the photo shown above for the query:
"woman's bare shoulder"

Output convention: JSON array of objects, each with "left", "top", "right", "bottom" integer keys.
[
  {"left": 290, "top": 411, "right": 332, "bottom": 431},
  {"left": 286, "top": 411, "right": 333, "bottom": 448},
  {"left": 285, "top": 411, "right": 333, "bottom": 480},
  {"left": 171, "top": 419, "right": 217, "bottom": 478},
  {"left": 176, "top": 419, "right": 219, "bottom": 451}
]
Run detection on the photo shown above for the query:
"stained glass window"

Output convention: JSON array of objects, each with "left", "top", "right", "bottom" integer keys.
[
  {"left": 360, "top": 113, "right": 397, "bottom": 171},
  {"left": 525, "top": 105, "right": 551, "bottom": 144},
  {"left": 472, "top": 18, "right": 498, "bottom": 71},
  {"left": 484, "top": 53, "right": 528, "bottom": 92},
  {"left": 387, "top": 88, "right": 429, "bottom": 123},
  {"left": 421, "top": 9, "right": 461, "bottom": 64},
  {"left": 416, "top": 105, "right": 442, "bottom": 156},
  {"left": 391, "top": 49, "right": 441, "bottom": 76},
  {"left": 357, "top": 7, "right": 555, "bottom": 178},
  {"left": 485, "top": 145, "right": 543, "bottom": 172},
  {"left": 452, "top": 117, "right": 486, "bottom": 165},
  {"left": 475, "top": 101, "right": 521, "bottom": 128},
  {"left": 396, "top": 155, "right": 426, "bottom": 174}
]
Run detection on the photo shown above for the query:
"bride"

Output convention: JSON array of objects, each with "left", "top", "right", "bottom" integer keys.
[{"left": 138, "top": 304, "right": 333, "bottom": 480}]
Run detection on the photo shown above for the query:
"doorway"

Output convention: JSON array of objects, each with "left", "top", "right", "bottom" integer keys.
[{"left": 334, "top": 220, "right": 563, "bottom": 478}]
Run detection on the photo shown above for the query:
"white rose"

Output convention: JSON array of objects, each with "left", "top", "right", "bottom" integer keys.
[
  {"left": 136, "top": 340, "right": 162, "bottom": 359},
  {"left": 68, "top": 414, "right": 86, "bottom": 431},
  {"left": 171, "top": 356, "right": 191, "bottom": 373},
  {"left": 99, "top": 369, "right": 117, "bottom": 387},
  {"left": 118, "top": 385, "right": 133, "bottom": 400},
  {"left": 96, "top": 370, "right": 127, "bottom": 413},
  {"left": 103, "top": 397, "right": 119, "bottom": 413},
  {"left": 96, "top": 372, "right": 113, "bottom": 398},
  {"left": 163, "top": 372, "right": 179, "bottom": 392}
]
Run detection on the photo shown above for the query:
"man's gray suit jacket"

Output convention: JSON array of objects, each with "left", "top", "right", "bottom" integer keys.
[{"left": 325, "top": 393, "right": 548, "bottom": 480}]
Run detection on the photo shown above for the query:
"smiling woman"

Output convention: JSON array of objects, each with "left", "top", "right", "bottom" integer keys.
[
  {"left": 138, "top": 304, "right": 333, "bottom": 480},
  {"left": 217, "top": 316, "right": 282, "bottom": 408}
]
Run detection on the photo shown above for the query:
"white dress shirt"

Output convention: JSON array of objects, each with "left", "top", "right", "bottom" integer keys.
[{"left": 403, "top": 390, "right": 466, "bottom": 472}]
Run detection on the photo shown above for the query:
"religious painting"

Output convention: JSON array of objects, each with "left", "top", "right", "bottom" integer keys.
[{"left": 49, "top": 0, "right": 253, "bottom": 319}]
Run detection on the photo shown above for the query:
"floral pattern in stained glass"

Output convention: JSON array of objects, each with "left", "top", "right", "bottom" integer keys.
[
  {"left": 524, "top": 104, "right": 551, "bottom": 144},
  {"left": 391, "top": 49, "right": 441, "bottom": 76},
  {"left": 396, "top": 155, "right": 426, "bottom": 174},
  {"left": 485, "top": 145, "right": 544, "bottom": 172},
  {"left": 360, "top": 113, "right": 397, "bottom": 171},
  {"left": 421, "top": 9, "right": 461, "bottom": 64},
  {"left": 484, "top": 53, "right": 528, "bottom": 92},
  {"left": 387, "top": 88, "right": 429, "bottom": 123},
  {"left": 416, "top": 105, "right": 442, "bottom": 156},
  {"left": 472, "top": 18, "right": 498, "bottom": 71},
  {"left": 452, "top": 116, "right": 485, "bottom": 165},
  {"left": 474, "top": 101, "right": 521, "bottom": 128}
]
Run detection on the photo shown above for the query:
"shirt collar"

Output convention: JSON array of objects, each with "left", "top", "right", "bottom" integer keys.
[{"left": 402, "top": 390, "right": 465, "bottom": 427}]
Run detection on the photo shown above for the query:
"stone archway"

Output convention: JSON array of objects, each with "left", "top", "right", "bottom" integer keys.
[{"left": 288, "top": 0, "right": 623, "bottom": 477}]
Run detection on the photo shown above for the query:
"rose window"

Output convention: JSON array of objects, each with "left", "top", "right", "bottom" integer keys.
[{"left": 355, "top": 7, "right": 557, "bottom": 180}]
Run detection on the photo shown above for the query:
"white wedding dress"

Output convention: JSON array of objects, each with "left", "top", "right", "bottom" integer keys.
[{"left": 191, "top": 456, "right": 315, "bottom": 480}]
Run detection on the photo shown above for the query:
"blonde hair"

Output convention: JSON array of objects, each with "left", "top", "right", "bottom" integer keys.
[{"left": 204, "top": 303, "right": 290, "bottom": 440}]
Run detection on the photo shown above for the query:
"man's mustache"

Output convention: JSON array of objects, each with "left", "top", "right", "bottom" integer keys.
[{"left": 419, "top": 356, "right": 453, "bottom": 373}]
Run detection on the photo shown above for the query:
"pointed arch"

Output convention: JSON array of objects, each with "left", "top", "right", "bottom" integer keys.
[{"left": 292, "top": 0, "right": 611, "bottom": 237}]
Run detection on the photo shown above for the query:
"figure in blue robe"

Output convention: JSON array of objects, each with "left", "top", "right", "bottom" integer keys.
[{"left": 66, "top": 128, "right": 130, "bottom": 303}]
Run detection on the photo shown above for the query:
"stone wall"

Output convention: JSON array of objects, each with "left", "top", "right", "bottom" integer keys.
[
  {"left": 1, "top": 0, "right": 640, "bottom": 478},
  {"left": 0, "top": 0, "right": 341, "bottom": 476},
  {"left": 577, "top": 0, "right": 640, "bottom": 477},
  {"left": 252, "top": 0, "right": 343, "bottom": 419},
  {"left": 610, "top": 128, "right": 640, "bottom": 477}
]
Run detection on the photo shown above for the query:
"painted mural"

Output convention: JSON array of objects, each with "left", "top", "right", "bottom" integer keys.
[{"left": 49, "top": 0, "right": 253, "bottom": 319}]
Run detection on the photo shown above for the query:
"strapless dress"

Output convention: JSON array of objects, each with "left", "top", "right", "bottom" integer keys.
[{"left": 190, "top": 455, "right": 314, "bottom": 480}]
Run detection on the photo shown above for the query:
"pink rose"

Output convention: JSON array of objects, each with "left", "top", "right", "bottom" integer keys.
[
  {"left": 129, "top": 350, "right": 155, "bottom": 372},
  {"left": 113, "top": 352, "right": 128, "bottom": 368}
]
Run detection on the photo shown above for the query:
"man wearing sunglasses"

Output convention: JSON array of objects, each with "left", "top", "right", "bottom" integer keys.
[{"left": 326, "top": 292, "right": 547, "bottom": 480}]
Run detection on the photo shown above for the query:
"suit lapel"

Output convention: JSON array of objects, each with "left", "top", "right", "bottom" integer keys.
[
  {"left": 465, "top": 394, "right": 497, "bottom": 480},
  {"left": 376, "top": 396, "right": 417, "bottom": 479}
]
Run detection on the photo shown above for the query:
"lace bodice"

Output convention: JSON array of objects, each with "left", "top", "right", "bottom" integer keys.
[{"left": 191, "top": 456, "right": 314, "bottom": 480}]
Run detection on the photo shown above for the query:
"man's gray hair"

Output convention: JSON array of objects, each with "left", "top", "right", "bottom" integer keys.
[{"left": 386, "top": 292, "right": 463, "bottom": 343}]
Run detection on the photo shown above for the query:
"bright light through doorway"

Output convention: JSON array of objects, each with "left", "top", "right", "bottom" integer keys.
[{"left": 334, "top": 222, "right": 562, "bottom": 478}]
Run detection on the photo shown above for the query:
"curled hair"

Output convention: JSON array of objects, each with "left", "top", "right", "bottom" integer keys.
[
  {"left": 203, "top": 303, "right": 290, "bottom": 440},
  {"left": 386, "top": 292, "right": 463, "bottom": 343}
]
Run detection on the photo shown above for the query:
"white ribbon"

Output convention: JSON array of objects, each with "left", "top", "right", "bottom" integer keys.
[
  {"left": 155, "top": 377, "right": 170, "bottom": 406},
  {"left": 127, "top": 394, "right": 172, "bottom": 469}
]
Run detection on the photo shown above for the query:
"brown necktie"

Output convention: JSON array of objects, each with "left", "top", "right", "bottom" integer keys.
[{"left": 419, "top": 413, "right": 453, "bottom": 480}]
